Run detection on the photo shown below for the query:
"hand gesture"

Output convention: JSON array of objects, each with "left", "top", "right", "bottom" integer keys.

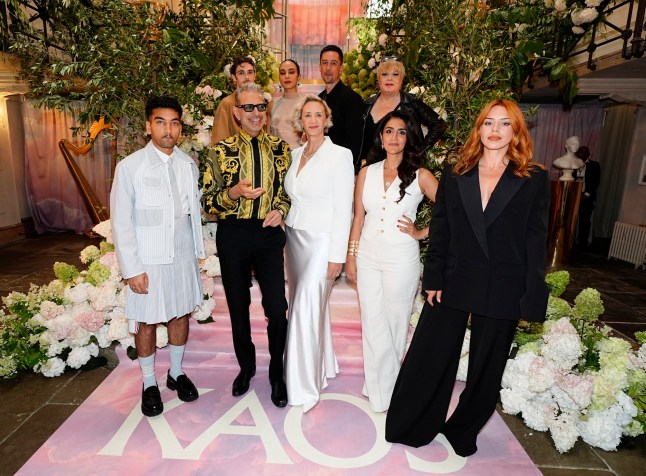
[{"left": 229, "top": 179, "right": 265, "bottom": 200}]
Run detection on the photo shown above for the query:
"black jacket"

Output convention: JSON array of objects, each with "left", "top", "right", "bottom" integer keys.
[
  {"left": 359, "top": 91, "right": 445, "bottom": 166},
  {"left": 423, "top": 163, "right": 550, "bottom": 322},
  {"left": 319, "top": 81, "right": 364, "bottom": 168}
]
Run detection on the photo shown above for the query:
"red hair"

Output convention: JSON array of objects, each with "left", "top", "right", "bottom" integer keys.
[{"left": 454, "top": 99, "right": 541, "bottom": 177}]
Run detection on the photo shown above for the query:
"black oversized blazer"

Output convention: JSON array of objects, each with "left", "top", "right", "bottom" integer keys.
[{"left": 422, "top": 163, "right": 550, "bottom": 322}]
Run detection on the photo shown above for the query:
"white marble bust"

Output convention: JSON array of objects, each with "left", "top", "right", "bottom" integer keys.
[{"left": 553, "top": 136, "right": 585, "bottom": 181}]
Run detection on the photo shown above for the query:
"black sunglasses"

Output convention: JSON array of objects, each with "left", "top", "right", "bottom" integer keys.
[{"left": 236, "top": 103, "right": 268, "bottom": 112}]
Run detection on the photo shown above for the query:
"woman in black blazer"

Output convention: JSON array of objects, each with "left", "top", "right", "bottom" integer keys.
[{"left": 385, "top": 99, "right": 550, "bottom": 457}]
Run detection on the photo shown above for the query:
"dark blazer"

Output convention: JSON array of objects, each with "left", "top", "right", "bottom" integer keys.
[
  {"left": 319, "top": 81, "right": 364, "bottom": 168},
  {"left": 422, "top": 163, "right": 550, "bottom": 322}
]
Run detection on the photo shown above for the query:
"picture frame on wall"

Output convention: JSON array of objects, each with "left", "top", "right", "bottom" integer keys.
[{"left": 639, "top": 155, "right": 646, "bottom": 186}]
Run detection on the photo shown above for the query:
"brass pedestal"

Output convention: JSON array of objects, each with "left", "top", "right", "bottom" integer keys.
[{"left": 547, "top": 180, "right": 582, "bottom": 267}]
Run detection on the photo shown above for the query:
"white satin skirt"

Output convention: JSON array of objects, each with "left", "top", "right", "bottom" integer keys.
[{"left": 284, "top": 226, "right": 339, "bottom": 412}]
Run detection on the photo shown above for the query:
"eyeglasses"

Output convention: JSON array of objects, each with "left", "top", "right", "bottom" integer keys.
[
  {"left": 236, "top": 103, "right": 268, "bottom": 112},
  {"left": 383, "top": 55, "right": 402, "bottom": 62}
]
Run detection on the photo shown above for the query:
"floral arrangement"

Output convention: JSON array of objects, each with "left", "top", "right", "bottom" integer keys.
[
  {"left": 407, "top": 270, "right": 646, "bottom": 452},
  {"left": 500, "top": 271, "right": 646, "bottom": 452},
  {"left": 0, "top": 221, "right": 221, "bottom": 379}
]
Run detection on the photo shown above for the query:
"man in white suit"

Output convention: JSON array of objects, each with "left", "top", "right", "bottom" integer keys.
[{"left": 111, "top": 96, "right": 205, "bottom": 417}]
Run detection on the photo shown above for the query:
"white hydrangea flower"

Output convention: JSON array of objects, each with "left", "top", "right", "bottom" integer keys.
[
  {"left": 96, "top": 324, "right": 112, "bottom": 348},
  {"left": 579, "top": 392, "right": 636, "bottom": 450},
  {"left": 202, "top": 255, "right": 221, "bottom": 277},
  {"left": 35, "top": 357, "right": 66, "bottom": 377},
  {"left": 64, "top": 282, "right": 94, "bottom": 305},
  {"left": 367, "top": 58, "right": 376, "bottom": 69},
  {"left": 107, "top": 313, "right": 129, "bottom": 341},
  {"left": 156, "top": 325, "right": 168, "bottom": 348},
  {"left": 554, "top": 0, "right": 567, "bottom": 11},
  {"left": 585, "top": 0, "right": 601, "bottom": 6},
  {"left": 528, "top": 356, "right": 556, "bottom": 393},
  {"left": 548, "top": 412, "right": 579, "bottom": 453},
  {"left": 67, "top": 345, "right": 92, "bottom": 369},
  {"left": 193, "top": 297, "right": 216, "bottom": 321},
  {"left": 202, "top": 222, "right": 218, "bottom": 240},
  {"left": 203, "top": 239, "right": 217, "bottom": 257},
  {"left": 378, "top": 33, "right": 388, "bottom": 47},
  {"left": 522, "top": 398, "right": 557, "bottom": 432},
  {"left": 572, "top": 26, "right": 585, "bottom": 35},
  {"left": 119, "top": 335, "right": 135, "bottom": 349},
  {"left": 92, "top": 220, "right": 113, "bottom": 243},
  {"left": 68, "top": 326, "right": 91, "bottom": 347},
  {"left": 544, "top": 0, "right": 554, "bottom": 7},
  {"left": 571, "top": 7, "right": 599, "bottom": 25}
]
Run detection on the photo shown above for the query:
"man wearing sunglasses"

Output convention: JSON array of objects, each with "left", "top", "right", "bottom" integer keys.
[
  {"left": 202, "top": 82, "right": 291, "bottom": 408},
  {"left": 211, "top": 56, "right": 257, "bottom": 145},
  {"left": 318, "top": 44, "right": 364, "bottom": 173}
]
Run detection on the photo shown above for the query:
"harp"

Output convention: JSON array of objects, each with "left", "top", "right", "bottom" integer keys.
[{"left": 58, "top": 117, "right": 112, "bottom": 225}]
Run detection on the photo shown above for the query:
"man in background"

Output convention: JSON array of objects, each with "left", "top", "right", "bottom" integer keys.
[
  {"left": 575, "top": 145, "right": 601, "bottom": 249},
  {"left": 211, "top": 56, "right": 257, "bottom": 144},
  {"left": 318, "top": 44, "right": 364, "bottom": 172}
]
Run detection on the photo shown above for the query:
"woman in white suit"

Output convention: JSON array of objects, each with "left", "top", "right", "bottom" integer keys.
[
  {"left": 283, "top": 94, "right": 355, "bottom": 412},
  {"left": 346, "top": 109, "right": 438, "bottom": 413}
]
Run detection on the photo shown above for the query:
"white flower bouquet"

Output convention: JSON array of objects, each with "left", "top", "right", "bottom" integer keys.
[
  {"left": 501, "top": 271, "right": 646, "bottom": 452},
  {"left": 0, "top": 220, "right": 219, "bottom": 378}
]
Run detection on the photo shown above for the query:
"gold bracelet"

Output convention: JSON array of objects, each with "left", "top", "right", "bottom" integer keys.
[{"left": 347, "top": 240, "right": 359, "bottom": 256}]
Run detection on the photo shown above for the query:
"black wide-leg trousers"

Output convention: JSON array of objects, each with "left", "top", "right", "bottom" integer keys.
[
  {"left": 216, "top": 219, "right": 288, "bottom": 382},
  {"left": 385, "top": 301, "right": 518, "bottom": 457}
]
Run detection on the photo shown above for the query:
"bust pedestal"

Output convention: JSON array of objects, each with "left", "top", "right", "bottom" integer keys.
[{"left": 547, "top": 180, "right": 583, "bottom": 267}]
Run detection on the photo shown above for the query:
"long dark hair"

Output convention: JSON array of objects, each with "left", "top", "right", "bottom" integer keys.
[{"left": 366, "top": 109, "right": 425, "bottom": 202}]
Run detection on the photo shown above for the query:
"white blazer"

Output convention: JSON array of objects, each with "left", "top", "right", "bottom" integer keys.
[
  {"left": 110, "top": 141, "right": 205, "bottom": 279},
  {"left": 284, "top": 137, "right": 354, "bottom": 263}
]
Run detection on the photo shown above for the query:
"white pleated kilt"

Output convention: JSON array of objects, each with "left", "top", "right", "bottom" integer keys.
[{"left": 126, "top": 214, "right": 202, "bottom": 331}]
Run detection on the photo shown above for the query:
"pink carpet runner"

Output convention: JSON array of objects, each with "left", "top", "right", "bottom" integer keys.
[{"left": 18, "top": 278, "right": 540, "bottom": 475}]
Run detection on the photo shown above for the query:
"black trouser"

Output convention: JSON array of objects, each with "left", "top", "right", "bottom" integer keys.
[
  {"left": 386, "top": 301, "right": 518, "bottom": 457},
  {"left": 216, "top": 219, "right": 288, "bottom": 381},
  {"left": 577, "top": 195, "right": 595, "bottom": 246}
]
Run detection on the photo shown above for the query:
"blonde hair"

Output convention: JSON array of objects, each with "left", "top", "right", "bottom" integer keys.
[
  {"left": 376, "top": 58, "right": 405, "bottom": 78},
  {"left": 292, "top": 94, "right": 333, "bottom": 133}
]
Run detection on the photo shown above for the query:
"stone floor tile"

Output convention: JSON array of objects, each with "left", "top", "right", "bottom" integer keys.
[
  {"left": 0, "top": 404, "right": 77, "bottom": 475},
  {"left": 49, "top": 366, "right": 112, "bottom": 405}
]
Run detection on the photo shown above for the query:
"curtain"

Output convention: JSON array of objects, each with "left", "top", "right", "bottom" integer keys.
[
  {"left": 524, "top": 102, "right": 604, "bottom": 180},
  {"left": 288, "top": 0, "right": 364, "bottom": 80},
  {"left": 592, "top": 104, "right": 638, "bottom": 238},
  {"left": 23, "top": 101, "right": 113, "bottom": 234}
]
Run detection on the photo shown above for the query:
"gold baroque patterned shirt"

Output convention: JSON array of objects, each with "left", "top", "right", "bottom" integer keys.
[{"left": 201, "top": 129, "right": 291, "bottom": 220}]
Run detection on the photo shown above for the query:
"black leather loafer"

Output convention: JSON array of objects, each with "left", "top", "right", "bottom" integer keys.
[
  {"left": 167, "top": 370, "right": 199, "bottom": 402},
  {"left": 141, "top": 384, "right": 163, "bottom": 417},
  {"left": 232, "top": 368, "right": 256, "bottom": 397},
  {"left": 270, "top": 378, "right": 288, "bottom": 408}
]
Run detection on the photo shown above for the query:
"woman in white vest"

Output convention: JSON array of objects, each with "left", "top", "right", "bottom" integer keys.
[
  {"left": 346, "top": 109, "right": 438, "bottom": 413},
  {"left": 283, "top": 94, "right": 355, "bottom": 412}
]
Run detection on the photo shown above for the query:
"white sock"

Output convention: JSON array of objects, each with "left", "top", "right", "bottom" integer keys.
[
  {"left": 169, "top": 344, "right": 186, "bottom": 379},
  {"left": 139, "top": 354, "right": 157, "bottom": 389}
]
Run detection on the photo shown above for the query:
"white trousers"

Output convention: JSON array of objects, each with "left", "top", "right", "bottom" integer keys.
[{"left": 356, "top": 234, "right": 421, "bottom": 412}]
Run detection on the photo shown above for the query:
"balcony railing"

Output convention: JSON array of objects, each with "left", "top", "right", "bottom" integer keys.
[{"left": 569, "top": 0, "right": 645, "bottom": 70}]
